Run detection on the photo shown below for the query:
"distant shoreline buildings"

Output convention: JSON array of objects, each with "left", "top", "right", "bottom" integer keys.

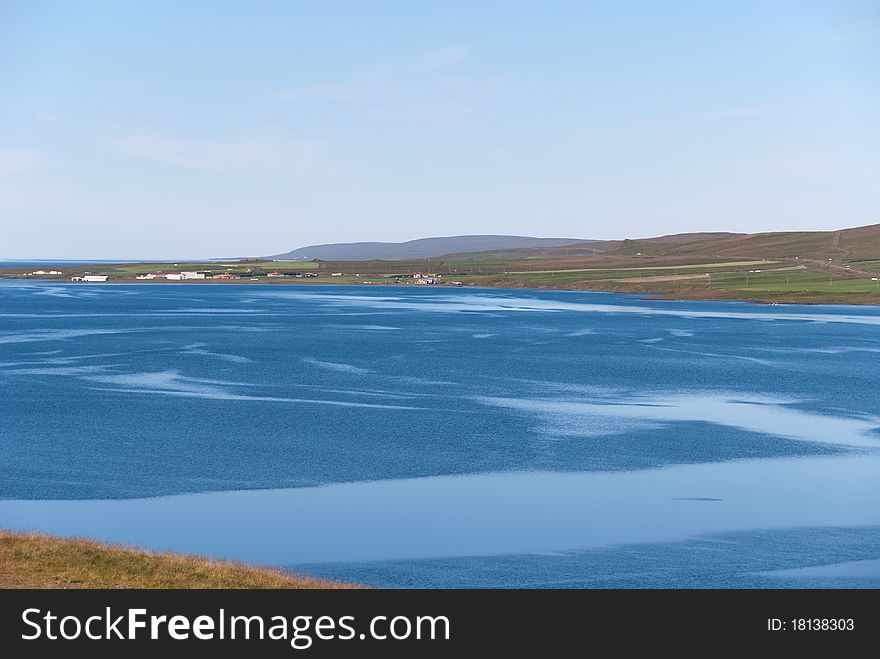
[
  {"left": 70, "top": 275, "right": 109, "bottom": 282},
  {"left": 20, "top": 265, "right": 466, "bottom": 286}
]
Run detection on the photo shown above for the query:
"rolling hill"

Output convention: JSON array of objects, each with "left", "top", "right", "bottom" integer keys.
[
  {"left": 268, "top": 224, "right": 880, "bottom": 263},
  {"left": 269, "top": 235, "right": 592, "bottom": 261},
  {"left": 609, "top": 224, "right": 880, "bottom": 260}
]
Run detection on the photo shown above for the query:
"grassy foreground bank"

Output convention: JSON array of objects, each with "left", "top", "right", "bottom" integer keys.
[{"left": 0, "top": 530, "right": 348, "bottom": 589}]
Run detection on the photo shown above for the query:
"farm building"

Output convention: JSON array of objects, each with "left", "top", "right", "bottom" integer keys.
[{"left": 166, "top": 271, "right": 207, "bottom": 280}]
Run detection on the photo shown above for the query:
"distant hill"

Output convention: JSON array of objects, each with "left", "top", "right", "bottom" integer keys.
[
  {"left": 268, "top": 224, "right": 880, "bottom": 263},
  {"left": 606, "top": 232, "right": 744, "bottom": 256},
  {"left": 270, "top": 235, "right": 591, "bottom": 261},
  {"left": 439, "top": 232, "right": 736, "bottom": 260},
  {"left": 609, "top": 224, "right": 880, "bottom": 260}
]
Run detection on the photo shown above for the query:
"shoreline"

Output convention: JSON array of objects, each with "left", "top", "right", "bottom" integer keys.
[{"left": 3, "top": 275, "right": 880, "bottom": 307}]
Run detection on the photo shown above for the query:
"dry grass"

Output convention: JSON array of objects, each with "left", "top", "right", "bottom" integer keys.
[{"left": 0, "top": 530, "right": 353, "bottom": 589}]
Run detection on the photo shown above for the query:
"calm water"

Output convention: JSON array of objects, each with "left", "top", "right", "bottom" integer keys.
[{"left": 1, "top": 281, "right": 879, "bottom": 587}]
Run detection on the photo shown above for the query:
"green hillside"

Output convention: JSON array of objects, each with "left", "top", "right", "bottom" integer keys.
[{"left": 611, "top": 224, "right": 880, "bottom": 260}]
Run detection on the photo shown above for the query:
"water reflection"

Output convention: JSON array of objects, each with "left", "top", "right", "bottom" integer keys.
[{"left": 2, "top": 454, "right": 878, "bottom": 565}]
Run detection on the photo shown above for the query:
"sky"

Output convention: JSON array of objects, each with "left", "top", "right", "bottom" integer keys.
[{"left": 1, "top": 0, "right": 878, "bottom": 258}]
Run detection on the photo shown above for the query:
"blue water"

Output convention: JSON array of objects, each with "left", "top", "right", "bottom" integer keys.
[{"left": 1, "top": 281, "right": 879, "bottom": 588}]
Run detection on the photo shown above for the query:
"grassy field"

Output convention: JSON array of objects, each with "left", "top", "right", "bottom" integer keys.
[
  {"left": 441, "top": 257, "right": 880, "bottom": 302},
  {"left": 845, "top": 259, "right": 880, "bottom": 271},
  {"left": 0, "top": 530, "right": 349, "bottom": 589}
]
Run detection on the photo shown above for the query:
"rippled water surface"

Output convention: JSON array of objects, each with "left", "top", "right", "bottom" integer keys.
[{"left": 1, "top": 282, "right": 878, "bottom": 587}]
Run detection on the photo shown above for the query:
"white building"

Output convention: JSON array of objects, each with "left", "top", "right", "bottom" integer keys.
[
  {"left": 165, "top": 271, "right": 206, "bottom": 280},
  {"left": 413, "top": 272, "right": 440, "bottom": 284},
  {"left": 81, "top": 275, "right": 109, "bottom": 282}
]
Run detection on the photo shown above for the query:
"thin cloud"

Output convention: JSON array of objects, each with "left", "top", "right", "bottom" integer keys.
[
  {"left": 0, "top": 148, "right": 42, "bottom": 174},
  {"left": 419, "top": 45, "right": 472, "bottom": 71},
  {"left": 114, "top": 133, "right": 325, "bottom": 171},
  {"left": 272, "top": 83, "right": 360, "bottom": 101},
  {"left": 809, "top": 23, "right": 880, "bottom": 47},
  {"left": 368, "top": 100, "right": 478, "bottom": 124},
  {"left": 271, "top": 45, "right": 473, "bottom": 104},
  {"left": 706, "top": 108, "right": 770, "bottom": 120}
]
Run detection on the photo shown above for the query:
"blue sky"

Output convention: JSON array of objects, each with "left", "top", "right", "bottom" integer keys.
[{"left": 1, "top": 0, "right": 878, "bottom": 258}]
